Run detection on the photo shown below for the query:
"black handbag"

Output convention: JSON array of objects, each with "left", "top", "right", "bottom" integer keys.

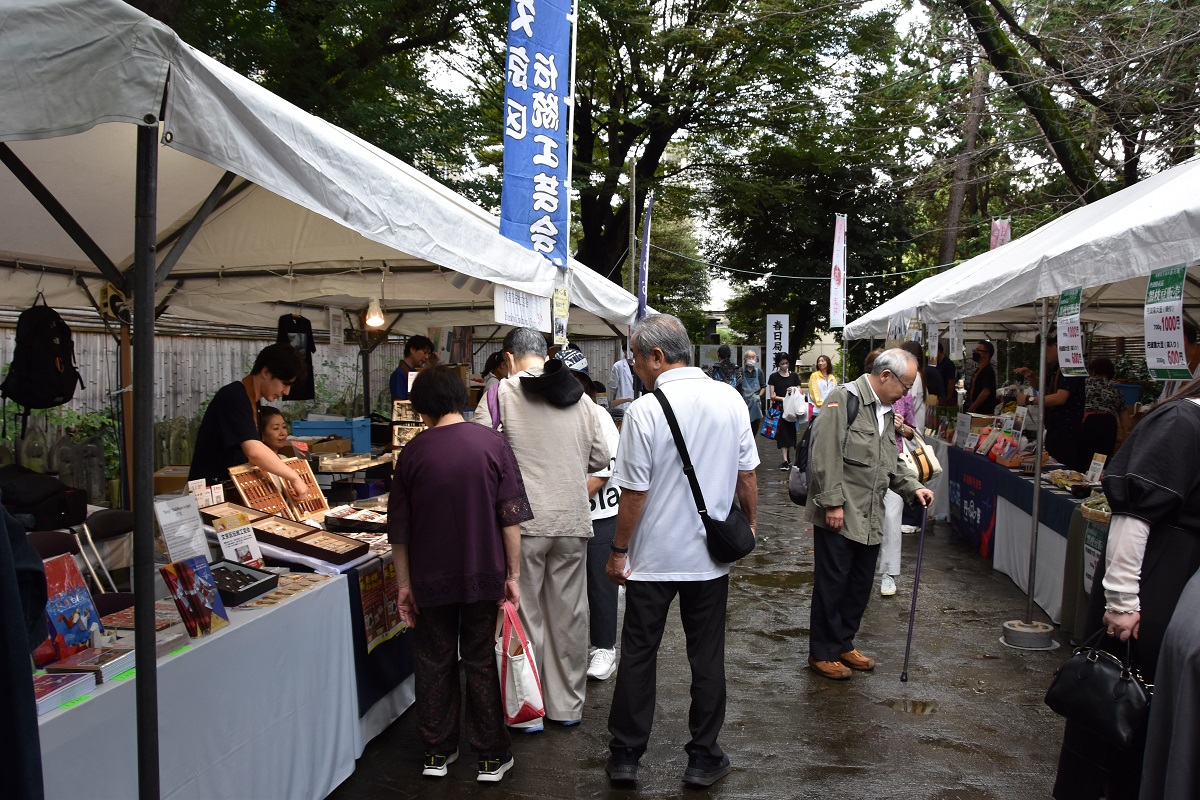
[
  {"left": 653, "top": 389, "right": 755, "bottom": 564},
  {"left": 1044, "top": 628, "right": 1152, "bottom": 750}
]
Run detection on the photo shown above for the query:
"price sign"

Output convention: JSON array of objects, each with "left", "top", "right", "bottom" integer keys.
[
  {"left": 1144, "top": 265, "right": 1192, "bottom": 380},
  {"left": 954, "top": 413, "right": 972, "bottom": 448},
  {"left": 1057, "top": 287, "right": 1087, "bottom": 377}
]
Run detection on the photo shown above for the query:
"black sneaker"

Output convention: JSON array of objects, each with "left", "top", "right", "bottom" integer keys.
[
  {"left": 682, "top": 753, "right": 731, "bottom": 788},
  {"left": 605, "top": 747, "right": 640, "bottom": 785},
  {"left": 476, "top": 752, "right": 513, "bottom": 783},
  {"left": 421, "top": 749, "right": 458, "bottom": 778},
  {"left": 779, "top": 460, "right": 790, "bottom": 471}
]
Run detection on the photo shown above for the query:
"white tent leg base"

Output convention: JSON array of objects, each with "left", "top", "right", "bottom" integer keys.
[{"left": 1000, "top": 620, "right": 1058, "bottom": 650}]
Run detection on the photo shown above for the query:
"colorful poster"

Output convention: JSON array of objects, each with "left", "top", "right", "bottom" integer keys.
[
  {"left": 498, "top": 0, "right": 574, "bottom": 268},
  {"left": 766, "top": 314, "right": 789, "bottom": 368},
  {"left": 829, "top": 214, "right": 847, "bottom": 329},
  {"left": 358, "top": 559, "right": 388, "bottom": 653},
  {"left": 1057, "top": 287, "right": 1087, "bottom": 377},
  {"left": 1143, "top": 264, "right": 1192, "bottom": 380},
  {"left": 160, "top": 556, "right": 229, "bottom": 639},
  {"left": 381, "top": 559, "right": 404, "bottom": 637},
  {"left": 41, "top": 554, "right": 102, "bottom": 662}
]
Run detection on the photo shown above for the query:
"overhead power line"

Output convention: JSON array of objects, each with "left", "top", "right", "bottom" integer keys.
[{"left": 646, "top": 242, "right": 953, "bottom": 281}]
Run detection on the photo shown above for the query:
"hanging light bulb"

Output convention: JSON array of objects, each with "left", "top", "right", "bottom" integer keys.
[{"left": 365, "top": 298, "right": 384, "bottom": 327}]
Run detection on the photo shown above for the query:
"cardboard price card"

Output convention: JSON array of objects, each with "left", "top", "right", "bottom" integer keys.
[{"left": 1057, "top": 287, "right": 1087, "bottom": 377}]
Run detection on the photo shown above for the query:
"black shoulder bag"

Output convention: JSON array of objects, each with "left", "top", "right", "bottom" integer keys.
[{"left": 653, "top": 389, "right": 755, "bottom": 564}]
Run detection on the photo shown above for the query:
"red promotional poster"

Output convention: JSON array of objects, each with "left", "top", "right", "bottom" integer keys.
[
  {"left": 358, "top": 559, "right": 387, "bottom": 652},
  {"left": 160, "top": 556, "right": 230, "bottom": 638},
  {"left": 39, "top": 554, "right": 103, "bottom": 663},
  {"left": 381, "top": 559, "right": 403, "bottom": 637}
]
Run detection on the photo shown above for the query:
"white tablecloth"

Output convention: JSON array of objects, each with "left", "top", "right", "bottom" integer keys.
[
  {"left": 39, "top": 575, "right": 360, "bottom": 800},
  {"left": 990, "top": 497, "right": 1068, "bottom": 623}
]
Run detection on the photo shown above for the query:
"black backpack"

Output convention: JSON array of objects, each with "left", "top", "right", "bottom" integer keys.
[
  {"left": 1, "top": 295, "right": 84, "bottom": 435},
  {"left": 788, "top": 388, "right": 860, "bottom": 506}
]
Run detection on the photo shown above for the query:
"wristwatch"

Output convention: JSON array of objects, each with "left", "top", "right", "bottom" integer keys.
[{"left": 610, "top": 543, "right": 629, "bottom": 555}]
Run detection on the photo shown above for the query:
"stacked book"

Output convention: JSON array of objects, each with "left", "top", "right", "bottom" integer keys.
[
  {"left": 32, "top": 672, "right": 96, "bottom": 715},
  {"left": 45, "top": 645, "right": 135, "bottom": 683}
]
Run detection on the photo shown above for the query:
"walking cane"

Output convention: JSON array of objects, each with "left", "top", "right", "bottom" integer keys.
[{"left": 900, "top": 505, "right": 929, "bottom": 683}]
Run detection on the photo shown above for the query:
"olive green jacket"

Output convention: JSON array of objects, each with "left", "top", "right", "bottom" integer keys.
[{"left": 802, "top": 374, "right": 922, "bottom": 545}]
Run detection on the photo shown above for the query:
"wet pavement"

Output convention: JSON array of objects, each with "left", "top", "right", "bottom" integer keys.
[{"left": 330, "top": 436, "right": 1066, "bottom": 799}]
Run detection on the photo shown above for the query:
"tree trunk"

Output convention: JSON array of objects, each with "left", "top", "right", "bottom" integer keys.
[{"left": 939, "top": 59, "right": 989, "bottom": 267}]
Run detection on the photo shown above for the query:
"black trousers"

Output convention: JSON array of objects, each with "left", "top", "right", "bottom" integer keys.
[
  {"left": 413, "top": 600, "right": 509, "bottom": 757},
  {"left": 810, "top": 526, "right": 879, "bottom": 661},
  {"left": 586, "top": 515, "right": 619, "bottom": 650},
  {"left": 607, "top": 575, "right": 729, "bottom": 760}
]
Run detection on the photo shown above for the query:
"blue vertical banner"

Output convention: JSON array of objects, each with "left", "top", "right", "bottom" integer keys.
[
  {"left": 636, "top": 191, "right": 654, "bottom": 321},
  {"left": 499, "top": 0, "right": 573, "bottom": 269}
]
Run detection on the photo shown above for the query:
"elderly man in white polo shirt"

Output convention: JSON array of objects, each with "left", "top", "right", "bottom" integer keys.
[{"left": 603, "top": 314, "right": 759, "bottom": 789}]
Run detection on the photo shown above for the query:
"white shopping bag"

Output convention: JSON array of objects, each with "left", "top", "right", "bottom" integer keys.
[{"left": 494, "top": 600, "right": 545, "bottom": 725}]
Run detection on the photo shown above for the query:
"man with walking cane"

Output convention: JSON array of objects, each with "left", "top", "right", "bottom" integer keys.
[{"left": 801, "top": 348, "right": 934, "bottom": 680}]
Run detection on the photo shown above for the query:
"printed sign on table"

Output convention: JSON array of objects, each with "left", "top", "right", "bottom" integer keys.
[
  {"left": 1057, "top": 287, "right": 1087, "bottom": 377},
  {"left": 1143, "top": 264, "right": 1192, "bottom": 380}
]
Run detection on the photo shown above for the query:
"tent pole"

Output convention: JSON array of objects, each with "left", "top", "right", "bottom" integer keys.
[
  {"left": 132, "top": 122, "right": 161, "bottom": 800},
  {"left": 1025, "top": 298, "right": 1049, "bottom": 625},
  {"left": 361, "top": 348, "right": 372, "bottom": 417}
]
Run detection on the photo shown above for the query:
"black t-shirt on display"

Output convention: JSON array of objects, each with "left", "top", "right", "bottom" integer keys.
[
  {"left": 189, "top": 381, "right": 260, "bottom": 485},
  {"left": 276, "top": 314, "right": 316, "bottom": 401}
]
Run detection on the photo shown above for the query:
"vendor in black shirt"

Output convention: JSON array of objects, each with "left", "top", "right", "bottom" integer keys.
[
  {"left": 189, "top": 343, "right": 310, "bottom": 500},
  {"left": 965, "top": 340, "right": 997, "bottom": 413},
  {"left": 1015, "top": 333, "right": 1087, "bottom": 471}
]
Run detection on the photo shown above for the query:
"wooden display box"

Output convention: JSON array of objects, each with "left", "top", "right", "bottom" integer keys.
[
  {"left": 392, "top": 400, "right": 421, "bottom": 423},
  {"left": 229, "top": 464, "right": 294, "bottom": 519},
  {"left": 281, "top": 457, "right": 330, "bottom": 522},
  {"left": 392, "top": 423, "right": 424, "bottom": 448},
  {"left": 210, "top": 560, "right": 279, "bottom": 606},
  {"left": 199, "top": 502, "right": 267, "bottom": 525},
  {"left": 248, "top": 516, "right": 369, "bottom": 565}
]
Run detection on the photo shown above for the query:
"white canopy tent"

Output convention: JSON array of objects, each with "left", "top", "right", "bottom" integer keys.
[
  {"left": 0, "top": 0, "right": 639, "bottom": 337},
  {"left": 845, "top": 155, "right": 1200, "bottom": 340}
]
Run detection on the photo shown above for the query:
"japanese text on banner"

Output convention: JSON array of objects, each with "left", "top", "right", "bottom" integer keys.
[
  {"left": 499, "top": 0, "right": 573, "bottom": 268},
  {"left": 766, "top": 314, "right": 789, "bottom": 367},
  {"left": 1143, "top": 265, "right": 1192, "bottom": 380},
  {"left": 829, "top": 214, "right": 847, "bottom": 329},
  {"left": 1056, "top": 287, "right": 1087, "bottom": 377}
]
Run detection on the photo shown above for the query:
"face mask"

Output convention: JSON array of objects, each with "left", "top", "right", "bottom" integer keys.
[
  {"left": 971, "top": 351, "right": 982, "bottom": 363},
  {"left": 745, "top": 361, "right": 756, "bottom": 370}
]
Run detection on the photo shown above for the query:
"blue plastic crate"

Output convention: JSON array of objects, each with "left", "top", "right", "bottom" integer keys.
[
  {"left": 291, "top": 417, "right": 371, "bottom": 453},
  {"left": 1113, "top": 383, "right": 1142, "bottom": 407}
]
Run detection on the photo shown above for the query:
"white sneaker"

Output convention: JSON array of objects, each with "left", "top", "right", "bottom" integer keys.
[
  {"left": 901, "top": 524, "right": 920, "bottom": 534},
  {"left": 587, "top": 648, "right": 617, "bottom": 681},
  {"left": 880, "top": 575, "right": 897, "bottom": 596}
]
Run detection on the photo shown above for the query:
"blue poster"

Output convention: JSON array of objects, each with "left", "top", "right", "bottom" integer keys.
[
  {"left": 948, "top": 447, "right": 997, "bottom": 558},
  {"left": 499, "top": 0, "right": 573, "bottom": 269}
]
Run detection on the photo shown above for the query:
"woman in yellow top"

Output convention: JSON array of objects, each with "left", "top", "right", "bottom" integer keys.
[{"left": 807, "top": 354, "right": 838, "bottom": 413}]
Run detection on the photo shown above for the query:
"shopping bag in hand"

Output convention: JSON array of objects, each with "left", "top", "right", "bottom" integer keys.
[
  {"left": 761, "top": 406, "right": 781, "bottom": 439},
  {"left": 494, "top": 600, "right": 545, "bottom": 725}
]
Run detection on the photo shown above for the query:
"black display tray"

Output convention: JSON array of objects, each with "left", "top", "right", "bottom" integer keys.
[{"left": 210, "top": 560, "right": 279, "bottom": 606}]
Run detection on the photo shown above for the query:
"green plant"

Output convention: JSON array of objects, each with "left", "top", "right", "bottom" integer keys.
[{"left": 2, "top": 403, "right": 122, "bottom": 479}]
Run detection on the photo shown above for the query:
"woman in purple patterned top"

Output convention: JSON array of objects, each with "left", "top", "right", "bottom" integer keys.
[{"left": 388, "top": 366, "right": 533, "bottom": 782}]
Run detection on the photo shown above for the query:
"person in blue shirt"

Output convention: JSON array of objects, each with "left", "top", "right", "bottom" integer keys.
[{"left": 390, "top": 335, "right": 435, "bottom": 401}]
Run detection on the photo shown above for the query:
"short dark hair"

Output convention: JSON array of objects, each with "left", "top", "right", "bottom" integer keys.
[
  {"left": 483, "top": 350, "right": 505, "bottom": 375},
  {"left": 977, "top": 340, "right": 995, "bottom": 358},
  {"left": 258, "top": 406, "right": 284, "bottom": 437},
  {"left": 717, "top": 344, "right": 731, "bottom": 359},
  {"left": 251, "top": 343, "right": 307, "bottom": 384},
  {"left": 409, "top": 365, "right": 467, "bottom": 420},
  {"left": 1087, "top": 357, "right": 1116, "bottom": 379},
  {"left": 863, "top": 348, "right": 883, "bottom": 373},
  {"left": 404, "top": 335, "right": 434, "bottom": 357}
]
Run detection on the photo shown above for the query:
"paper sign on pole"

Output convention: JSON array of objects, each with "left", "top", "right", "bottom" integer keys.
[
  {"left": 494, "top": 285, "right": 551, "bottom": 333},
  {"left": 1143, "top": 264, "right": 1192, "bottom": 380},
  {"left": 926, "top": 322, "right": 939, "bottom": 356},
  {"left": 766, "top": 314, "right": 790, "bottom": 368},
  {"left": 829, "top": 214, "right": 847, "bottom": 329},
  {"left": 1057, "top": 287, "right": 1087, "bottom": 377},
  {"left": 949, "top": 319, "right": 964, "bottom": 361},
  {"left": 552, "top": 286, "right": 569, "bottom": 344}
]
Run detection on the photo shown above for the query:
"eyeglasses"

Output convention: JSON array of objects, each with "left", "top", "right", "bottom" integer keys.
[
  {"left": 888, "top": 372, "right": 913, "bottom": 393},
  {"left": 973, "top": 348, "right": 988, "bottom": 355}
]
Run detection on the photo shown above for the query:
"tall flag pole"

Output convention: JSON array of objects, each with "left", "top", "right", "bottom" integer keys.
[
  {"left": 830, "top": 213, "right": 847, "bottom": 329},
  {"left": 499, "top": 0, "right": 573, "bottom": 271},
  {"left": 636, "top": 191, "right": 654, "bottom": 321}
]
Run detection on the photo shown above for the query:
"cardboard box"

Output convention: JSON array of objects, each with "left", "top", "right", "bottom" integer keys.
[
  {"left": 289, "top": 436, "right": 351, "bottom": 455},
  {"left": 154, "top": 466, "right": 191, "bottom": 494},
  {"left": 291, "top": 418, "right": 371, "bottom": 453}
]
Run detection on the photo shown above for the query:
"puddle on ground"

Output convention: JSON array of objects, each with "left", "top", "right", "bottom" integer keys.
[
  {"left": 879, "top": 698, "right": 938, "bottom": 715},
  {"left": 733, "top": 570, "right": 813, "bottom": 590},
  {"left": 751, "top": 626, "right": 809, "bottom": 641}
]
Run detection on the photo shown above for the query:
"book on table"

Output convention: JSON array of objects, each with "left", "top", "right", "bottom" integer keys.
[
  {"left": 44, "top": 645, "right": 135, "bottom": 683},
  {"left": 99, "top": 599, "right": 182, "bottom": 632},
  {"left": 160, "top": 556, "right": 230, "bottom": 638},
  {"left": 32, "top": 672, "right": 96, "bottom": 715},
  {"left": 37, "top": 553, "right": 103, "bottom": 665}
]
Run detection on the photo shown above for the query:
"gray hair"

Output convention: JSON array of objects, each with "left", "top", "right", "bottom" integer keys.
[
  {"left": 502, "top": 327, "right": 547, "bottom": 360},
  {"left": 743, "top": 348, "right": 758, "bottom": 361},
  {"left": 630, "top": 314, "right": 692, "bottom": 366},
  {"left": 871, "top": 348, "right": 917, "bottom": 379}
]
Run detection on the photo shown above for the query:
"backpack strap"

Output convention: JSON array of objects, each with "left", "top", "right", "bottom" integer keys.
[{"left": 652, "top": 388, "right": 713, "bottom": 520}]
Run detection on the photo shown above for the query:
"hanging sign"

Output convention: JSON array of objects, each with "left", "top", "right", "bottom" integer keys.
[
  {"left": 926, "top": 322, "right": 939, "bottom": 355},
  {"left": 829, "top": 214, "right": 847, "bottom": 329},
  {"left": 989, "top": 218, "right": 1012, "bottom": 249},
  {"left": 552, "top": 286, "right": 569, "bottom": 345},
  {"left": 498, "top": 0, "right": 574, "bottom": 268},
  {"left": 949, "top": 319, "right": 964, "bottom": 362},
  {"left": 766, "top": 314, "right": 789, "bottom": 368},
  {"left": 1057, "top": 287, "right": 1087, "bottom": 377},
  {"left": 1143, "top": 265, "right": 1192, "bottom": 380},
  {"left": 494, "top": 285, "right": 551, "bottom": 333}
]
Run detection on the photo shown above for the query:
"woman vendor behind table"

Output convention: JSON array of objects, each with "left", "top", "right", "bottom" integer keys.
[
  {"left": 258, "top": 407, "right": 290, "bottom": 456},
  {"left": 1052, "top": 375, "right": 1200, "bottom": 800},
  {"left": 807, "top": 354, "right": 837, "bottom": 415},
  {"left": 189, "top": 343, "right": 309, "bottom": 501},
  {"left": 387, "top": 366, "right": 530, "bottom": 783}
]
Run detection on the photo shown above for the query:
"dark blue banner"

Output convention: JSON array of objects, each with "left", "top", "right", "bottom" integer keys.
[{"left": 499, "top": 0, "right": 573, "bottom": 269}]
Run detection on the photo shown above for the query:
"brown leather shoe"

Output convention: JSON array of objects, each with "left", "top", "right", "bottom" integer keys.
[
  {"left": 840, "top": 649, "right": 876, "bottom": 671},
  {"left": 808, "top": 656, "right": 852, "bottom": 680}
]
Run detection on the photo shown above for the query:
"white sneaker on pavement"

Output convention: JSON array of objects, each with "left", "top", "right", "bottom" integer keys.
[
  {"left": 880, "top": 575, "right": 897, "bottom": 596},
  {"left": 901, "top": 524, "right": 920, "bottom": 534},
  {"left": 587, "top": 648, "right": 617, "bottom": 681}
]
